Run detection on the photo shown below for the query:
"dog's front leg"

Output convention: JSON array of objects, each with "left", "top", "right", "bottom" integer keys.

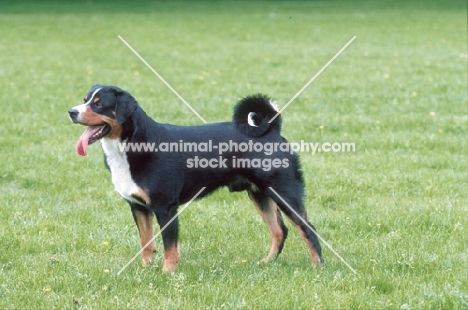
[
  {"left": 130, "top": 204, "right": 156, "bottom": 267},
  {"left": 155, "top": 207, "right": 179, "bottom": 273}
]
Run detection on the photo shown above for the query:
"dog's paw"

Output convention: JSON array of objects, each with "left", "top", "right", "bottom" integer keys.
[
  {"left": 162, "top": 262, "right": 176, "bottom": 273},
  {"left": 259, "top": 256, "right": 276, "bottom": 264},
  {"left": 141, "top": 257, "right": 154, "bottom": 267}
]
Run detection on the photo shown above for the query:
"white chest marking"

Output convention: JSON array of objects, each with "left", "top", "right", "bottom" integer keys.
[{"left": 100, "top": 138, "right": 146, "bottom": 206}]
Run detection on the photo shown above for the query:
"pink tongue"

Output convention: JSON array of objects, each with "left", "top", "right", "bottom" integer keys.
[{"left": 75, "top": 126, "right": 101, "bottom": 156}]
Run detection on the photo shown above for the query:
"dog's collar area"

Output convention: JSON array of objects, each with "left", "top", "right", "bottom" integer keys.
[{"left": 127, "top": 105, "right": 139, "bottom": 121}]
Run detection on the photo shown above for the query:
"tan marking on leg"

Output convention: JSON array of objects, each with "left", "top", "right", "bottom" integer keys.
[
  {"left": 133, "top": 210, "right": 156, "bottom": 266},
  {"left": 289, "top": 220, "right": 322, "bottom": 266},
  {"left": 132, "top": 187, "right": 151, "bottom": 206},
  {"left": 162, "top": 243, "right": 179, "bottom": 273},
  {"left": 248, "top": 192, "right": 284, "bottom": 263}
]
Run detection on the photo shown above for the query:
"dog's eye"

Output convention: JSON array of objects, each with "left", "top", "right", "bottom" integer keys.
[
  {"left": 83, "top": 97, "right": 87, "bottom": 103},
  {"left": 93, "top": 98, "right": 101, "bottom": 107}
]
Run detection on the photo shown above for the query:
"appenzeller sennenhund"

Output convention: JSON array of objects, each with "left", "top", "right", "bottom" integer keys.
[{"left": 68, "top": 85, "right": 323, "bottom": 272}]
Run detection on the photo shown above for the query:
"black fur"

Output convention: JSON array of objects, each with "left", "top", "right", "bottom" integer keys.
[
  {"left": 69, "top": 85, "right": 323, "bottom": 271},
  {"left": 113, "top": 87, "right": 138, "bottom": 124},
  {"left": 233, "top": 94, "right": 281, "bottom": 137}
]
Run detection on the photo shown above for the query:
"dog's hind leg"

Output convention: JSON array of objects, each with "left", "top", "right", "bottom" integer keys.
[
  {"left": 248, "top": 190, "right": 288, "bottom": 263},
  {"left": 130, "top": 204, "right": 156, "bottom": 267},
  {"left": 267, "top": 187, "right": 324, "bottom": 267}
]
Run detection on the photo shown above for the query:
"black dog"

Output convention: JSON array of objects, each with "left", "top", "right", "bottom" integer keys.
[{"left": 68, "top": 85, "right": 323, "bottom": 272}]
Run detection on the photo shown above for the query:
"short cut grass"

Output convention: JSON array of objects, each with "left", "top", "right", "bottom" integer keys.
[{"left": 0, "top": 0, "right": 467, "bottom": 309}]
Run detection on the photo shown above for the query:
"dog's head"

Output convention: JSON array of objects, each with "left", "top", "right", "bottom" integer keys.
[{"left": 68, "top": 85, "right": 137, "bottom": 156}]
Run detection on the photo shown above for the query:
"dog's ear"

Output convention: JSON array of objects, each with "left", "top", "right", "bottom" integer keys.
[{"left": 112, "top": 87, "right": 138, "bottom": 124}]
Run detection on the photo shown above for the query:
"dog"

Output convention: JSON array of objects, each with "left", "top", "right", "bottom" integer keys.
[{"left": 68, "top": 85, "right": 323, "bottom": 272}]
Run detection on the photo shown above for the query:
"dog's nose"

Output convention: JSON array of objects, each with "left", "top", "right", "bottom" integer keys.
[{"left": 68, "top": 109, "right": 79, "bottom": 122}]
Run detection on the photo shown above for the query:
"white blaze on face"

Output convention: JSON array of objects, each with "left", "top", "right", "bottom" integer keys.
[
  {"left": 69, "top": 103, "right": 87, "bottom": 122},
  {"left": 84, "top": 87, "right": 102, "bottom": 105},
  {"left": 72, "top": 87, "right": 105, "bottom": 156},
  {"left": 69, "top": 87, "right": 102, "bottom": 122}
]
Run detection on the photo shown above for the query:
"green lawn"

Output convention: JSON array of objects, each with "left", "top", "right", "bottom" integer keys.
[{"left": 1, "top": 0, "right": 467, "bottom": 309}]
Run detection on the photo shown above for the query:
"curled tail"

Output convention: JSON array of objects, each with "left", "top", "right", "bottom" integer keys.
[{"left": 233, "top": 94, "right": 282, "bottom": 137}]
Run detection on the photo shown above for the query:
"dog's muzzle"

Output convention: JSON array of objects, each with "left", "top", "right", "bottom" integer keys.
[{"left": 68, "top": 109, "right": 79, "bottom": 123}]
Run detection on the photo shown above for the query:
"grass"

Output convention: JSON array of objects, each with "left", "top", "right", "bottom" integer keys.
[{"left": 0, "top": 0, "right": 467, "bottom": 308}]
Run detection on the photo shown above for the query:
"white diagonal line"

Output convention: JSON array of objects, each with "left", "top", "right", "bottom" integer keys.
[
  {"left": 118, "top": 35, "right": 207, "bottom": 123},
  {"left": 117, "top": 187, "right": 206, "bottom": 275},
  {"left": 269, "top": 36, "right": 356, "bottom": 123},
  {"left": 268, "top": 187, "right": 357, "bottom": 275}
]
